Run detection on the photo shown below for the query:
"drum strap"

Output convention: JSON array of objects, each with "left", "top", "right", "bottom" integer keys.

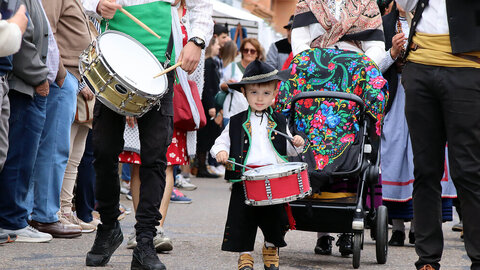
[{"left": 164, "top": 33, "right": 174, "bottom": 68}]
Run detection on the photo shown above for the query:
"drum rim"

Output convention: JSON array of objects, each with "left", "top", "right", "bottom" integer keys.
[
  {"left": 244, "top": 189, "right": 312, "bottom": 206},
  {"left": 96, "top": 30, "right": 168, "bottom": 98},
  {"left": 241, "top": 162, "right": 308, "bottom": 180}
]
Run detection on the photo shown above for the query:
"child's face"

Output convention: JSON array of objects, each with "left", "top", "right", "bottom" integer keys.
[{"left": 243, "top": 83, "right": 277, "bottom": 112}]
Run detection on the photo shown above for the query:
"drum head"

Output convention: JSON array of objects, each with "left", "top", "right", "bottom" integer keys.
[
  {"left": 243, "top": 162, "right": 306, "bottom": 178},
  {"left": 97, "top": 31, "right": 167, "bottom": 96}
]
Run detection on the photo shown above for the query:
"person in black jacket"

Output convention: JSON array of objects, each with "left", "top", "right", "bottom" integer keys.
[{"left": 196, "top": 37, "right": 222, "bottom": 178}]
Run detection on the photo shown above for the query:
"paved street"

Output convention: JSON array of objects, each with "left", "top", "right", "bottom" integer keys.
[{"left": 0, "top": 177, "right": 470, "bottom": 270}]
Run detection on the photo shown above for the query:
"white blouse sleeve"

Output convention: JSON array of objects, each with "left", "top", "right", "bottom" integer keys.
[
  {"left": 378, "top": 49, "right": 396, "bottom": 73},
  {"left": 286, "top": 128, "right": 304, "bottom": 156},
  {"left": 0, "top": 20, "right": 22, "bottom": 57},
  {"left": 361, "top": 39, "right": 386, "bottom": 66},
  {"left": 210, "top": 122, "right": 231, "bottom": 157}
]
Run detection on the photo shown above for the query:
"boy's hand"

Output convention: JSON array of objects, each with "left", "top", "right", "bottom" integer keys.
[
  {"left": 126, "top": 116, "right": 137, "bottom": 128},
  {"left": 292, "top": 135, "right": 305, "bottom": 148},
  {"left": 216, "top": 151, "right": 228, "bottom": 164}
]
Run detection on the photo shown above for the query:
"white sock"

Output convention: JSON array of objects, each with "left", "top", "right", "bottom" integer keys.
[
  {"left": 264, "top": 241, "right": 275, "bottom": 248},
  {"left": 240, "top": 251, "right": 252, "bottom": 256},
  {"left": 392, "top": 219, "right": 405, "bottom": 232},
  {"left": 409, "top": 221, "right": 415, "bottom": 233}
]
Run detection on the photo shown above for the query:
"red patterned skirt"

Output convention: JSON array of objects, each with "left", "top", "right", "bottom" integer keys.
[{"left": 118, "top": 127, "right": 188, "bottom": 166}]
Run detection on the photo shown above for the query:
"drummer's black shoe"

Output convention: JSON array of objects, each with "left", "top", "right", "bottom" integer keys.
[
  {"left": 314, "top": 235, "right": 335, "bottom": 255},
  {"left": 131, "top": 238, "right": 166, "bottom": 270},
  {"left": 336, "top": 233, "right": 353, "bottom": 256},
  {"left": 86, "top": 221, "right": 123, "bottom": 266},
  {"left": 388, "top": 230, "right": 405, "bottom": 246},
  {"left": 238, "top": 253, "right": 254, "bottom": 270},
  {"left": 262, "top": 245, "right": 279, "bottom": 270}
]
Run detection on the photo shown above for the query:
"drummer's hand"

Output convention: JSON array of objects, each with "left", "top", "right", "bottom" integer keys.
[
  {"left": 178, "top": 42, "right": 202, "bottom": 74},
  {"left": 80, "top": 86, "right": 94, "bottom": 101},
  {"left": 216, "top": 151, "right": 228, "bottom": 164},
  {"left": 126, "top": 116, "right": 137, "bottom": 128},
  {"left": 292, "top": 135, "right": 305, "bottom": 148},
  {"left": 97, "top": 0, "right": 122, "bottom": 19}
]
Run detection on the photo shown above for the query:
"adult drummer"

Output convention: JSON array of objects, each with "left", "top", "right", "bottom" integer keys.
[{"left": 82, "top": 0, "right": 212, "bottom": 269}]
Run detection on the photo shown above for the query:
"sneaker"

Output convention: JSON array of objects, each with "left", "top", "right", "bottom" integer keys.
[
  {"left": 175, "top": 174, "right": 197, "bottom": 191},
  {"left": 452, "top": 221, "right": 463, "bottom": 232},
  {"left": 262, "top": 244, "right": 279, "bottom": 270},
  {"left": 336, "top": 233, "right": 353, "bottom": 256},
  {"left": 238, "top": 253, "right": 254, "bottom": 270},
  {"left": 126, "top": 191, "right": 133, "bottom": 201},
  {"left": 388, "top": 230, "right": 405, "bottom": 246},
  {"left": 86, "top": 221, "right": 123, "bottom": 266},
  {"left": 61, "top": 212, "right": 96, "bottom": 233},
  {"left": 131, "top": 238, "right": 166, "bottom": 270},
  {"left": 120, "top": 180, "right": 130, "bottom": 195},
  {"left": 0, "top": 232, "right": 8, "bottom": 244},
  {"left": 212, "top": 165, "right": 225, "bottom": 176},
  {"left": 0, "top": 226, "right": 52, "bottom": 243},
  {"left": 154, "top": 228, "right": 173, "bottom": 252},
  {"left": 119, "top": 204, "right": 132, "bottom": 215},
  {"left": 314, "top": 235, "right": 335, "bottom": 255},
  {"left": 127, "top": 231, "right": 137, "bottom": 249},
  {"left": 170, "top": 188, "right": 192, "bottom": 204}
]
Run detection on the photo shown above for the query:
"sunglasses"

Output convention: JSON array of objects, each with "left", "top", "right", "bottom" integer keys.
[{"left": 242, "top": 48, "right": 257, "bottom": 55}]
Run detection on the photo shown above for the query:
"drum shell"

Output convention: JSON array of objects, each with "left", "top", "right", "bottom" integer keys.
[
  {"left": 242, "top": 164, "right": 311, "bottom": 206},
  {"left": 79, "top": 31, "right": 167, "bottom": 116}
]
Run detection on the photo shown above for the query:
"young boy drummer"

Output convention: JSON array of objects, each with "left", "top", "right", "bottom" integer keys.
[{"left": 211, "top": 60, "right": 305, "bottom": 270}]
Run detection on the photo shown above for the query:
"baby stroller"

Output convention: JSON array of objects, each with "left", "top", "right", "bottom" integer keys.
[{"left": 276, "top": 48, "right": 389, "bottom": 269}]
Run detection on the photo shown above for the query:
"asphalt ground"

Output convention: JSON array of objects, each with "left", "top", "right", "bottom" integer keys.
[{"left": 0, "top": 177, "right": 471, "bottom": 270}]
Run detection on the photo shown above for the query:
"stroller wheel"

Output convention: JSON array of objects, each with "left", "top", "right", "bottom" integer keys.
[
  {"left": 375, "top": 205, "right": 388, "bottom": 264},
  {"left": 352, "top": 232, "right": 362, "bottom": 269}
]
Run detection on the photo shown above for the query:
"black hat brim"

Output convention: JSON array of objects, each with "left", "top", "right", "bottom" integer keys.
[
  {"left": 283, "top": 23, "right": 292, "bottom": 29},
  {"left": 228, "top": 69, "right": 291, "bottom": 92}
]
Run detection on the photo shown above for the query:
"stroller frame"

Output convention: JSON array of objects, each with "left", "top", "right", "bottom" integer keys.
[{"left": 288, "top": 91, "right": 388, "bottom": 269}]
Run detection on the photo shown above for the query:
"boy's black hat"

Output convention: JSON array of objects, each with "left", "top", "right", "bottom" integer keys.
[
  {"left": 283, "top": 15, "right": 294, "bottom": 29},
  {"left": 228, "top": 60, "right": 291, "bottom": 91}
]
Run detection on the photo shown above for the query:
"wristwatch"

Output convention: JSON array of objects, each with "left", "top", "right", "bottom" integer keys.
[{"left": 188, "top": 37, "right": 205, "bottom": 49}]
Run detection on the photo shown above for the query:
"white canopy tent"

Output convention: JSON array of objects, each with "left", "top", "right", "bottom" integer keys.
[{"left": 211, "top": 0, "right": 283, "bottom": 52}]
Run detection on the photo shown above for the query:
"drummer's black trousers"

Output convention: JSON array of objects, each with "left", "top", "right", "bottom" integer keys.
[
  {"left": 403, "top": 62, "right": 480, "bottom": 270},
  {"left": 92, "top": 73, "right": 174, "bottom": 241},
  {"left": 221, "top": 182, "right": 289, "bottom": 252}
]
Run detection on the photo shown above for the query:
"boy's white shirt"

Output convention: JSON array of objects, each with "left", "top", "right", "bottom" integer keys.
[{"left": 210, "top": 112, "right": 302, "bottom": 166}]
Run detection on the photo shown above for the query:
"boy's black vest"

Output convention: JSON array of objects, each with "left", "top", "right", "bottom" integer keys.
[{"left": 225, "top": 108, "right": 288, "bottom": 181}]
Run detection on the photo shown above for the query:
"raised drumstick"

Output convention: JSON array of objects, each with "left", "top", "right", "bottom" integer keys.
[
  {"left": 153, "top": 62, "right": 182, "bottom": 78},
  {"left": 119, "top": 8, "right": 161, "bottom": 39}
]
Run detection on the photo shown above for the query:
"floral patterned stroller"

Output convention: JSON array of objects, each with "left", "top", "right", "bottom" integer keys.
[{"left": 276, "top": 48, "right": 389, "bottom": 269}]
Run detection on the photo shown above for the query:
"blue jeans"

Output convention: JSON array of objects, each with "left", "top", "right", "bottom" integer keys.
[
  {"left": 121, "top": 163, "right": 131, "bottom": 182},
  {"left": 76, "top": 130, "right": 96, "bottom": 223},
  {"left": 29, "top": 72, "right": 77, "bottom": 223},
  {"left": 0, "top": 91, "right": 47, "bottom": 230}
]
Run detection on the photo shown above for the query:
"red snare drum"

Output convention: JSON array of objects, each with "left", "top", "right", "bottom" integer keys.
[{"left": 241, "top": 162, "right": 311, "bottom": 206}]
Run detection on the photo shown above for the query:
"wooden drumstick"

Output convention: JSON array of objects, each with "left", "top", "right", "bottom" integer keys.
[
  {"left": 153, "top": 62, "right": 182, "bottom": 78},
  {"left": 226, "top": 159, "right": 255, "bottom": 171},
  {"left": 119, "top": 8, "right": 161, "bottom": 39}
]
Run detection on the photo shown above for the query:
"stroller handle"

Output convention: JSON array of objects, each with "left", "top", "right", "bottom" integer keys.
[{"left": 290, "top": 91, "right": 366, "bottom": 115}]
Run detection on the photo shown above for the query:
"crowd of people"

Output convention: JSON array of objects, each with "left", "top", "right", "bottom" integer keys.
[{"left": 0, "top": 0, "right": 479, "bottom": 270}]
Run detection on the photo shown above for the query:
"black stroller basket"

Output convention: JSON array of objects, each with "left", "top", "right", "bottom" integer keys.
[{"left": 288, "top": 91, "right": 387, "bottom": 269}]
